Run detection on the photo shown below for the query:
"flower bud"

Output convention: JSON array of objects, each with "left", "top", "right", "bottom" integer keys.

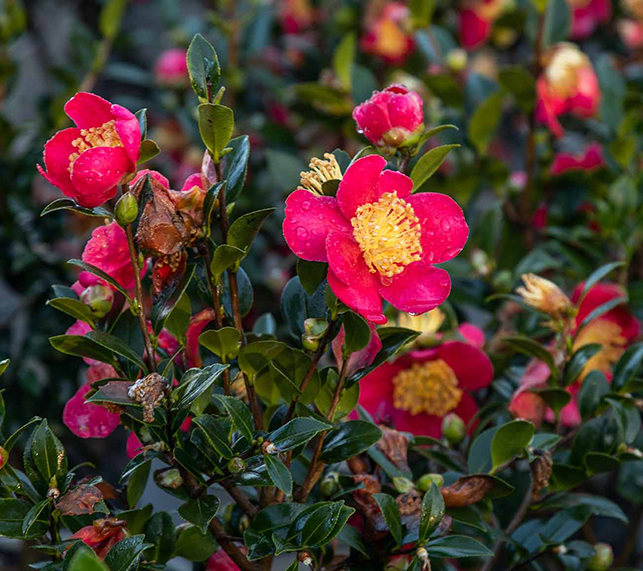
[
  {"left": 115, "top": 192, "right": 139, "bottom": 226},
  {"left": 320, "top": 472, "right": 340, "bottom": 497},
  {"left": 154, "top": 48, "right": 189, "bottom": 88},
  {"left": 155, "top": 468, "right": 184, "bottom": 489},
  {"left": 384, "top": 555, "right": 409, "bottom": 571},
  {"left": 81, "top": 284, "right": 114, "bottom": 318},
  {"left": 0, "top": 446, "right": 8, "bottom": 469},
  {"left": 587, "top": 543, "right": 613, "bottom": 571},
  {"left": 417, "top": 473, "right": 444, "bottom": 492},
  {"left": 442, "top": 413, "right": 466, "bottom": 445},
  {"left": 227, "top": 457, "right": 246, "bottom": 474},
  {"left": 446, "top": 48, "right": 468, "bottom": 72},
  {"left": 516, "top": 273, "right": 573, "bottom": 320},
  {"left": 393, "top": 476, "right": 415, "bottom": 494},
  {"left": 302, "top": 318, "right": 329, "bottom": 351}
]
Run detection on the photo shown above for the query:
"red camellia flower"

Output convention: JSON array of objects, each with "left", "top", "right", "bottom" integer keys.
[
  {"left": 352, "top": 85, "right": 424, "bottom": 151},
  {"left": 358, "top": 341, "right": 493, "bottom": 437},
  {"left": 283, "top": 155, "right": 468, "bottom": 324},
  {"left": 361, "top": 2, "right": 414, "bottom": 64},
  {"left": 536, "top": 43, "right": 600, "bottom": 138},
  {"left": 154, "top": 48, "right": 189, "bottom": 88},
  {"left": 69, "top": 518, "right": 127, "bottom": 560},
  {"left": 207, "top": 549, "right": 242, "bottom": 571},
  {"left": 568, "top": 0, "right": 611, "bottom": 40},
  {"left": 459, "top": 0, "right": 506, "bottom": 50},
  {"left": 550, "top": 143, "right": 603, "bottom": 176},
  {"left": 38, "top": 92, "right": 141, "bottom": 207},
  {"left": 63, "top": 364, "right": 120, "bottom": 439}
]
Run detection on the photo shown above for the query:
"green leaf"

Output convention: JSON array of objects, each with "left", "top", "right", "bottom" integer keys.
[
  {"left": 99, "top": 0, "right": 127, "bottom": 39},
  {"left": 103, "top": 534, "right": 150, "bottom": 571},
  {"left": 498, "top": 66, "right": 535, "bottom": 112},
  {"left": 578, "top": 370, "right": 610, "bottom": 420},
  {"left": 86, "top": 331, "right": 148, "bottom": 375},
  {"left": 228, "top": 208, "right": 275, "bottom": 254},
  {"left": 532, "top": 387, "right": 571, "bottom": 415},
  {"left": 46, "top": 297, "right": 95, "bottom": 324},
  {"left": 427, "top": 535, "right": 493, "bottom": 558},
  {"left": 222, "top": 267, "right": 254, "bottom": 319},
  {"left": 316, "top": 378, "right": 359, "bottom": 421},
  {"left": 28, "top": 420, "right": 68, "bottom": 485},
  {"left": 187, "top": 33, "right": 221, "bottom": 101},
  {"left": 297, "top": 259, "right": 328, "bottom": 296},
  {"left": 67, "top": 259, "right": 130, "bottom": 300},
  {"left": 542, "top": 0, "right": 570, "bottom": 46},
  {"left": 41, "top": 198, "right": 113, "bottom": 219},
  {"left": 68, "top": 547, "right": 109, "bottom": 571},
  {"left": 467, "top": 426, "right": 499, "bottom": 474},
  {"left": 22, "top": 498, "right": 51, "bottom": 537},
  {"left": 579, "top": 262, "right": 626, "bottom": 300},
  {"left": 409, "top": 0, "right": 436, "bottom": 27},
  {"left": 198, "top": 103, "right": 234, "bottom": 163},
  {"left": 337, "top": 524, "right": 372, "bottom": 556},
  {"left": 468, "top": 90, "right": 503, "bottom": 155},
  {"left": 540, "top": 493, "right": 628, "bottom": 524},
  {"left": 564, "top": 344, "right": 602, "bottom": 387},
  {"left": 612, "top": 343, "right": 643, "bottom": 391},
  {"left": 0, "top": 358, "right": 9, "bottom": 378},
  {"left": 179, "top": 495, "right": 220, "bottom": 534},
  {"left": 144, "top": 512, "right": 175, "bottom": 564},
  {"left": 0, "top": 498, "right": 48, "bottom": 539},
  {"left": 342, "top": 311, "right": 371, "bottom": 356},
  {"left": 268, "top": 347, "right": 320, "bottom": 405},
  {"left": 224, "top": 135, "right": 251, "bottom": 203},
  {"left": 415, "top": 124, "right": 459, "bottom": 154},
  {"left": 135, "top": 108, "right": 148, "bottom": 139},
  {"left": 321, "top": 421, "right": 382, "bottom": 463},
  {"left": 210, "top": 244, "right": 246, "bottom": 280},
  {"left": 214, "top": 394, "right": 254, "bottom": 442},
  {"left": 269, "top": 418, "right": 331, "bottom": 453},
  {"left": 539, "top": 506, "right": 591, "bottom": 545},
  {"left": 50, "top": 334, "right": 116, "bottom": 366},
  {"left": 410, "top": 144, "right": 460, "bottom": 190},
  {"left": 265, "top": 454, "right": 292, "bottom": 497},
  {"left": 577, "top": 297, "right": 628, "bottom": 332},
  {"left": 3, "top": 417, "right": 42, "bottom": 453},
  {"left": 174, "top": 364, "right": 229, "bottom": 412},
  {"left": 125, "top": 460, "right": 150, "bottom": 509},
  {"left": 491, "top": 420, "right": 535, "bottom": 472},
  {"left": 137, "top": 139, "right": 161, "bottom": 165},
  {"left": 192, "top": 415, "right": 234, "bottom": 459},
  {"left": 332, "top": 32, "right": 356, "bottom": 91},
  {"left": 175, "top": 526, "right": 217, "bottom": 561},
  {"left": 419, "top": 484, "right": 445, "bottom": 542},
  {"left": 199, "top": 327, "right": 242, "bottom": 360},
  {"left": 151, "top": 263, "right": 195, "bottom": 336},
  {"left": 287, "top": 501, "right": 347, "bottom": 548},
  {"left": 118, "top": 504, "right": 153, "bottom": 536},
  {"left": 373, "top": 494, "right": 402, "bottom": 547},
  {"left": 504, "top": 336, "right": 557, "bottom": 380}
]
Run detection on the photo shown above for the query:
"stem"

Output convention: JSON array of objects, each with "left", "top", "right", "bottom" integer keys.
[
  {"left": 220, "top": 480, "right": 258, "bottom": 518},
  {"left": 209, "top": 517, "right": 258, "bottom": 571}
]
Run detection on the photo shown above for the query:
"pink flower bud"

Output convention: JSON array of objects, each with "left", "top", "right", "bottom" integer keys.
[
  {"left": 154, "top": 48, "right": 189, "bottom": 88},
  {"left": 80, "top": 284, "right": 114, "bottom": 318},
  {"left": 352, "top": 85, "right": 424, "bottom": 151}
]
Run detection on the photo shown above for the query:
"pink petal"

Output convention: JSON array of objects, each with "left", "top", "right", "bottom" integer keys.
[
  {"left": 185, "top": 308, "right": 217, "bottom": 368},
  {"left": 207, "top": 549, "right": 242, "bottom": 571},
  {"left": 70, "top": 147, "right": 130, "bottom": 207},
  {"left": 39, "top": 128, "right": 82, "bottom": 197},
  {"left": 336, "top": 155, "right": 388, "bottom": 219},
  {"left": 378, "top": 261, "right": 451, "bottom": 315},
  {"left": 112, "top": 104, "right": 141, "bottom": 166},
  {"left": 407, "top": 192, "right": 469, "bottom": 264},
  {"left": 437, "top": 341, "right": 494, "bottom": 391},
  {"left": 126, "top": 432, "right": 144, "bottom": 458},
  {"left": 357, "top": 360, "right": 404, "bottom": 422},
  {"left": 181, "top": 172, "right": 204, "bottom": 191},
  {"left": 332, "top": 322, "right": 382, "bottom": 377},
  {"left": 131, "top": 169, "right": 170, "bottom": 189},
  {"left": 352, "top": 94, "right": 393, "bottom": 143},
  {"left": 458, "top": 323, "right": 485, "bottom": 348},
  {"left": 66, "top": 321, "right": 97, "bottom": 366},
  {"left": 63, "top": 383, "right": 120, "bottom": 439},
  {"left": 378, "top": 169, "right": 413, "bottom": 198},
  {"left": 64, "top": 92, "right": 114, "bottom": 129},
  {"left": 283, "top": 189, "right": 352, "bottom": 262},
  {"left": 82, "top": 222, "right": 137, "bottom": 290},
  {"left": 325, "top": 231, "right": 370, "bottom": 286},
  {"left": 386, "top": 92, "right": 423, "bottom": 133},
  {"left": 327, "top": 268, "right": 386, "bottom": 324},
  {"left": 392, "top": 408, "right": 444, "bottom": 438},
  {"left": 459, "top": 9, "right": 491, "bottom": 50}
]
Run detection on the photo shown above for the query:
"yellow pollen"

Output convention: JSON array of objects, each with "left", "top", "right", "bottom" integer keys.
[
  {"left": 68, "top": 120, "right": 123, "bottom": 173},
  {"left": 298, "top": 153, "right": 343, "bottom": 196},
  {"left": 574, "top": 321, "right": 627, "bottom": 381},
  {"left": 544, "top": 44, "right": 590, "bottom": 99},
  {"left": 351, "top": 191, "right": 422, "bottom": 278},
  {"left": 392, "top": 359, "right": 462, "bottom": 417}
]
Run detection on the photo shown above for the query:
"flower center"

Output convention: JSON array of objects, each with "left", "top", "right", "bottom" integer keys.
[
  {"left": 392, "top": 359, "right": 462, "bottom": 417},
  {"left": 545, "top": 46, "right": 589, "bottom": 99},
  {"left": 68, "top": 120, "right": 124, "bottom": 172},
  {"left": 351, "top": 191, "right": 422, "bottom": 278},
  {"left": 573, "top": 320, "right": 627, "bottom": 380},
  {"left": 299, "top": 153, "right": 343, "bottom": 196}
]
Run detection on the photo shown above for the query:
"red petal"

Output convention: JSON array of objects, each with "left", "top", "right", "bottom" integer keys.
[
  {"left": 378, "top": 261, "right": 451, "bottom": 315},
  {"left": 112, "top": 104, "right": 141, "bottom": 167},
  {"left": 283, "top": 189, "right": 351, "bottom": 262},
  {"left": 131, "top": 169, "right": 170, "bottom": 189},
  {"left": 64, "top": 92, "right": 114, "bottom": 129},
  {"left": 459, "top": 9, "right": 491, "bottom": 50},
  {"left": 126, "top": 432, "right": 144, "bottom": 458},
  {"left": 392, "top": 408, "right": 443, "bottom": 438},
  {"left": 332, "top": 322, "right": 382, "bottom": 377},
  {"left": 70, "top": 147, "right": 129, "bottom": 207},
  {"left": 437, "top": 341, "right": 493, "bottom": 391},
  {"left": 407, "top": 192, "right": 469, "bottom": 264},
  {"left": 40, "top": 128, "right": 82, "bottom": 196},
  {"left": 327, "top": 267, "right": 385, "bottom": 324},
  {"left": 336, "top": 155, "right": 388, "bottom": 219},
  {"left": 357, "top": 361, "right": 403, "bottom": 422},
  {"left": 63, "top": 383, "right": 120, "bottom": 439},
  {"left": 378, "top": 169, "right": 413, "bottom": 198},
  {"left": 325, "top": 231, "right": 371, "bottom": 286}
]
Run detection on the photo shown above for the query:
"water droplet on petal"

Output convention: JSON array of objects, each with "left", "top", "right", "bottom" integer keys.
[
  {"left": 442, "top": 247, "right": 461, "bottom": 260},
  {"left": 296, "top": 227, "right": 308, "bottom": 238},
  {"left": 440, "top": 219, "right": 451, "bottom": 232},
  {"left": 380, "top": 275, "right": 393, "bottom": 287},
  {"left": 301, "top": 201, "right": 311, "bottom": 211}
]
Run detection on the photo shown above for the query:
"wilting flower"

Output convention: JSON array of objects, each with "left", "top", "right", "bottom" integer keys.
[
  {"left": 362, "top": 2, "right": 414, "bottom": 64},
  {"left": 63, "top": 364, "right": 120, "bottom": 439},
  {"left": 358, "top": 341, "right": 493, "bottom": 437},
  {"left": 568, "top": 0, "right": 611, "bottom": 40},
  {"left": 154, "top": 48, "right": 188, "bottom": 88},
  {"left": 69, "top": 518, "right": 127, "bottom": 560},
  {"left": 38, "top": 92, "right": 140, "bottom": 207},
  {"left": 536, "top": 43, "right": 600, "bottom": 138},
  {"left": 352, "top": 85, "right": 424, "bottom": 152},
  {"left": 550, "top": 143, "right": 603, "bottom": 175},
  {"left": 517, "top": 273, "right": 573, "bottom": 320},
  {"left": 459, "top": 0, "right": 506, "bottom": 50},
  {"left": 280, "top": 0, "right": 315, "bottom": 34},
  {"left": 283, "top": 155, "right": 468, "bottom": 323}
]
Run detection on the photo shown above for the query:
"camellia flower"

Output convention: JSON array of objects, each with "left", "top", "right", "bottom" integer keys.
[
  {"left": 459, "top": 0, "right": 506, "bottom": 50},
  {"left": 568, "top": 0, "right": 611, "bottom": 40},
  {"left": 358, "top": 341, "right": 493, "bottom": 437},
  {"left": 38, "top": 92, "right": 141, "bottom": 207},
  {"left": 283, "top": 155, "right": 469, "bottom": 324},
  {"left": 361, "top": 2, "right": 414, "bottom": 64},
  {"left": 63, "top": 364, "right": 120, "bottom": 439},
  {"left": 618, "top": 0, "right": 643, "bottom": 48},
  {"left": 536, "top": 43, "right": 601, "bottom": 138},
  {"left": 154, "top": 48, "right": 189, "bottom": 88},
  {"left": 69, "top": 518, "right": 127, "bottom": 560},
  {"left": 550, "top": 143, "right": 603, "bottom": 175},
  {"left": 352, "top": 85, "right": 424, "bottom": 152}
]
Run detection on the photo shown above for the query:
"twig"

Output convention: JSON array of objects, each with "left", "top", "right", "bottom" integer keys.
[{"left": 221, "top": 480, "right": 258, "bottom": 518}]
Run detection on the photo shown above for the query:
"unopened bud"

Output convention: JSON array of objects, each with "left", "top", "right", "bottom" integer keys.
[
  {"left": 0, "top": 446, "right": 8, "bottom": 469},
  {"left": 262, "top": 441, "right": 277, "bottom": 455},
  {"left": 553, "top": 544, "right": 568, "bottom": 555},
  {"left": 516, "top": 273, "right": 573, "bottom": 320},
  {"left": 417, "top": 473, "right": 444, "bottom": 492},
  {"left": 442, "top": 413, "right": 466, "bottom": 445},
  {"left": 416, "top": 547, "right": 430, "bottom": 570},
  {"left": 471, "top": 249, "right": 491, "bottom": 277},
  {"left": 239, "top": 514, "right": 250, "bottom": 532},
  {"left": 298, "top": 551, "right": 313, "bottom": 566},
  {"left": 155, "top": 468, "right": 184, "bottom": 489},
  {"left": 115, "top": 193, "right": 139, "bottom": 226},
  {"left": 227, "top": 457, "right": 246, "bottom": 474},
  {"left": 446, "top": 48, "right": 468, "bottom": 72},
  {"left": 320, "top": 472, "right": 340, "bottom": 497},
  {"left": 47, "top": 487, "right": 60, "bottom": 500},
  {"left": 587, "top": 543, "right": 613, "bottom": 571},
  {"left": 393, "top": 476, "right": 415, "bottom": 494},
  {"left": 81, "top": 284, "right": 114, "bottom": 318},
  {"left": 302, "top": 318, "right": 329, "bottom": 351},
  {"left": 384, "top": 555, "right": 409, "bottom": 571}
]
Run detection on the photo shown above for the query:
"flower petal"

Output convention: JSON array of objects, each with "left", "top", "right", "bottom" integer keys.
[
  {"left": 325, "top": 230, "right": 370, "bottom": 286},
  {"left": 357, "top": 361, "right": 403, "bottom": 422},
  {"left": 336, "top": 155, "right": 388, "bottom": 219},
  {"left": 333, "top": 322, "right": 382, "bottom": 378},
  {"left": 283, "top": 189, "right": 352, "bottom": 262},
  {"left": 39, "top": 128, "right": 82, "bottom": 197},
  {"left": 327, "top": 267, "right": 386, "bottom": 324},
  {"left": 64, "top": 92, "right": 114, "bottom": 129},
  {"left": 407, "top": 192, "right": 469, "bottom": 264},
  {"left": 112, "top": 104, "right": 141, "bottom": 166},
  {"left": 70, "top": 147, "right": 129, "bottom": 207},
  {"left": 437, "top": 341, "right": 494, "bottom": 391},
  {"left": 378, "top": 261, "right": 451, "bottom": 315},
  {"left": 352, "top": 95, "right": 393, "bottom": 143},
  {"left": 63, "top": 383, "right": 120, "bottom": 439},
  {"left": 386, "top": 91, "right": 423, "bottom": 133},
  {"left": 378, "top": 169, "right": 413, "bottom": 198},
  {"left": 392, "top": 409, "right": 443, "bottom": 438}
]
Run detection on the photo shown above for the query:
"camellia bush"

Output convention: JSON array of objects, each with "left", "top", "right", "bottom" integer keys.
[{"left": 4, "top": 0, "right": 643, "bottom": 570}]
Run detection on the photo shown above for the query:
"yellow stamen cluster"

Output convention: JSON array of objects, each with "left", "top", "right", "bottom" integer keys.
[
  {"left": 574, "top": 321, "right": 627, "bottom": 381},
  {"left": 396, "top": 308, "right": 446, "bottom": 344},
  {"left": 351, "top": 191, "right": 422, "bottom": 278},
  {"left": 516, "top": 273, "right": 572, "bottom": 319},
  {"left": 69, "top": 120, "right": 123, "bottom": 172},
  {"left": 299, "top": 153, "right": 343, "bottom": 195},
  {"left": 543, "top": 43, "right": 590, "bottom": 99},
  {"left": 392, "top": 359, "right": 462, "bottom": 417}
]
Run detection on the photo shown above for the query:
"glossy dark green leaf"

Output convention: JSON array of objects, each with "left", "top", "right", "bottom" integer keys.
[
  {"left": 22, "top": 498, "right": 51, "bottom": 537},
  {"left": 321, "top": 421, "right": 382, "bottom": 463},
  {"left": 577, "top": 297, "right": 628, "bottom": 332},
  {"left": 68, "top": 547, "right": 109, "bottom": 571},
  {"left": 228, "top": 208, "right": 275, "bottom": 254},
  {"left": 199, "top": 327, "right": 241, "bottom": 360},
  {"left": 498, "top": 66, "right": 535, "bottom": 112},
  {"left": 125, "top": 459, "right": 151, "bottom": 509},
  {"left": 49, "top": 335, "right": 116, "bottom": 365},
  {"left": 532, "top": 387, "right": 571, "bottom": 415},
  {"left": 297, "top": 260, "right": 328, "bottom": 296},
  {"left": 214, "top": 394, "right": 254, "bottom": 442},
  {"left": 342, "top": 311, "right": 371, "bottom": 356},
  {"left": 67, "top": 259, "right": 130, "bottom": 300},
  {"left": 174, "top": 364, "right": 229, "bottom": 412},
  {"left": 410, "top": 144, "right": 460, "bottom": 190},
  {"left": 3, "top": 416, "right": 42, "bottom": 452},
  {"left": 118, "top": 504, "right": 153, "bottom": 536},
  {"left": 224, "top": 135, "right": 251, "bottom": 202},
  {"left": 269, "top": 417, "right": 331, "bottom": 452},
  {"left": 104, "top": 534, "right": 150, "bottom": 571},
  {"left": 187, "top": 33, "right": 220, "bottom": 101},
  {"left": 468, "top": 90, "right": 503, "bottom": 155},
  {"left": 210, "top": 244, "right": 245, "bottom": 279},
  {"left": 564, "top": 343, "right": 602, "bottom": 387},
  {"left": 542, "top": 0, "right": 570, "bottom": 46},
  {"left": 192, "top": 414, "right": 233, "bottom": 459},
  {"left": 373, "top": 493, "right": 402, "bottom": 547},
  {"left": 222, "top": 267, "right": 254, "bottom": 319},
  {"left": 198, "top": 103, "right": 233, "bottom": 162},
  {"left": 46, "top": 297, "right": 95, "bottom": 324},
  {"left": 419, "top": 484, "right": 445, "bottom": 542},
  {"left": 539, "top": 506, "right": 592, "bottom": 545},
  {"left": 137, "top": 139, "right": 161, "bottom": 165},
  {"left": 316, "top": 377, "right": 359, "bottom": 421},
  {"left": 504, "top": 336, "right": 557, "bottom": 380},
  {"left": 579, "top": 262, "right": 625, "bottom": 300},
  {"left": 426, "top": 535, "right": 493, "bottom": 558},
  {"left": 178, "top": 495, "right": 220, "bottom": 534},
  {"left": 578, "top": 370, "right": 610, "bottom": 420},
  {"left": 287, "top": 501, "right": 346, "bottom": 549},
  {"left": 86, "top": 330, "right": 148, "bottom": 375},
  {"left": 41, "top": 199, "right": 113, "bottom": 219},
  {"left": 491, "top": 420, "right": 534, "bottom": 472},
  {"left": 28, "top": 420, "right": 67, "bottom": 486},
  {"left": 467, "top": 426, "right": 499, "bottom": 474},
  {"left": 350, "top": 328, "right": 419, "bottom": 383},
  {"left": 336, "top": 524, "right": 372, "bottom": 556},
  {"left": 612, "top": 342, "right": 643, "bottom": 391},
  {"left": 0, "top": 499, "right": 48, "bottom": 539},
  {"left": 265, "top": 454, "right": 292, "bottom": 497},
  {"left": 144, "top": 512, "right": 175, "bottom": 564}
]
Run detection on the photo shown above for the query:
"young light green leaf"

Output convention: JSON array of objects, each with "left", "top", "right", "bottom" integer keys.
[
  {"left": 198, "top": 103, "right": 234, "bottom": 163},
  {"left": 410, "top": 144, "right": 460, "bottom": 190},
  {"left": 491, "top": 420, "right": 535, "bottom": 472}
]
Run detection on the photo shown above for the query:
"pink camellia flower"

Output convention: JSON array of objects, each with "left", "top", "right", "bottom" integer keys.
[
  {"left": 550, "top": 143, "right": 603, "bottom": 175},
  {"left": 568, "top": 0, "right": 611, "bottom": 40},
  {"left": 154, "top": 48, "right": 189, "bottom": 88},
  {"left": 459, "top": 0, "right": 506, "bottom": 50},
  {"left": 280, "top": 0, "right": 315, "bottom": 34},
  {"left": 283, "top": 155, "right": 468, "bottom": 324},
  {"left": 207, "top": 548, "right": 242, "bottom": 571},
  {"left": 184, "top": 308, "right": 218, "bottom": 369},
  {"left": 130, "top": 168, "right": 170, "bottom": 189},
  {"left": 618, "top": 19, "right": 643, "bottom": 49},
  {"left": 63, "top": 364, "right": 120, "bottom": 438},
  {"left": 536, "top": 43, "right": 601, "bottom": 138},
  {"left": 361, "top": 2, "right": 414, "bottom": 64},
  {"left": 358, "top": 341, "right": 493, "bottom": 437},
  {"left": 65, "top": 320, "right": 97, "bottom": 365},
  {"left": 38, "top": 92, "right": 140, "bottom": 207},
  {"left": 352, "top": 85, "right": 424, "bottom": 151}
]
